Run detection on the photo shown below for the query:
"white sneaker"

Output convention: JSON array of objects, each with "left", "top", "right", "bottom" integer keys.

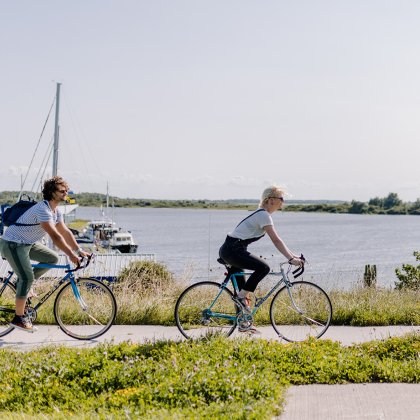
[
  {"left": 238, "top": 322, "right": 261, "bottom": 334},
  {"left": 237, "top": 296, "right": 252, "bottom": 314}
]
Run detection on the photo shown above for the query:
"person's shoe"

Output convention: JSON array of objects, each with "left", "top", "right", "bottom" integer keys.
[
  {"left": 236, "top": 296, "right": 252, "bottom": 314},
  {"left": 238, "top": 322, "right": 261, "bottom": 334},
  {"left": 9, "top": 315, "right": 37, "bottom": 333}
]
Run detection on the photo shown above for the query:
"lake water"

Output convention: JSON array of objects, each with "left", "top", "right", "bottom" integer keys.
[{"left": 74, "top": 207, "right": 419, "bottom": 290}]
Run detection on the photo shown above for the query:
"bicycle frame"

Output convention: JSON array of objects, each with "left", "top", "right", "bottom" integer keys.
[
  {"left": 209, "top": 263, "right": 302, "bottom": 322},
  {"left": 0, "top": 262, "right": 86, "bottom": 315}
]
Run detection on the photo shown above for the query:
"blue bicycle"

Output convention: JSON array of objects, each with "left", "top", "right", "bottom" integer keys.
[
  {"left": 175, "top": 257, "right": 332, "bottom": 342},
  {"left": 0, "top": 255, "right": 117, "bottom": 340}
]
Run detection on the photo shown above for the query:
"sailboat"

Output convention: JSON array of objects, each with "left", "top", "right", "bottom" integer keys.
[
  {"left": 51, "top": 83, "right": 79, "bottom": 220},
  {"left": 0, "top": 83, "right": 77, "bottom": 233},
  {"left": 75, "top": 184, "right": 138, "bottom": 254},
  {"left": 1, "top": 83, "right": 138, "bottom": 253}
]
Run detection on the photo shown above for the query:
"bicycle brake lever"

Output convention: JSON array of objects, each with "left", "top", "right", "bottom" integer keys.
[
  {"left": 292, "top": 254, "right": 306, "bottom": 278},
  {"left": 65, "top": 254, "right": 93, "bottom": 273},
  {"left": 65, "top": 260, "right": 81, "bottom": 273}
]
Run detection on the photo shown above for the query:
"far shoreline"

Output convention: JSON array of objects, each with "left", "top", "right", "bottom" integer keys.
[{"left": 1, "top": 191, "right": 419, "bottom": 216}]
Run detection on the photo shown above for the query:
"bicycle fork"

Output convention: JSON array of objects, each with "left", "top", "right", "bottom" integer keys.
[
  {"left": 285, "top": 285, "right": 325, "bottom": 327},
  {"left": 70, "top": 279, "right": 88, "bottom": 311}
]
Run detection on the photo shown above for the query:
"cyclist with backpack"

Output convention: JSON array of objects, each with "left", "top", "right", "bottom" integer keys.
[
  {"left": 0, "top": 176, "right": 90, "bottom": 332},
  {"left": 219, "top": 185, "right": 303, "bottom": 332}
]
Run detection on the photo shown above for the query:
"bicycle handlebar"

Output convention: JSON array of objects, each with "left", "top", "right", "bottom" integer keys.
[
  {"left": 292, "top": 254, "right": 306, "bottom": 278},
  {"left": 65, "top": 254, "right": 94, "bottom": 273},
  {"left": 281, "top": 253, "right": 306, "bottom": 279}
]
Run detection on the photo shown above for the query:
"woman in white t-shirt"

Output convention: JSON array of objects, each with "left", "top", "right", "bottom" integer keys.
[{"left": 219, "top": 185, "right": 303, "bottom": 327}]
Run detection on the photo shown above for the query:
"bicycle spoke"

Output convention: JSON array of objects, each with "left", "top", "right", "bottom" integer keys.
[
  {"left": 83, "top": 311, "right": 104, "bottom": 326},
  {"left": 270, "top": 281, "right": 332, "bottom": 342},
  {"left": 0, "top": 281, "right": 16, "bottom": 337},
  {"left": 175, "top": 281, "right": 238, "bottom": 339},
  {"left": 54, "top": 278, "right": 117, "bottom": 340}
]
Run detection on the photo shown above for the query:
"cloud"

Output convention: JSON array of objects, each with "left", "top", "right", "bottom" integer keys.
[{"left": 227, "top": 176, "right": 262, "bottom": 187}]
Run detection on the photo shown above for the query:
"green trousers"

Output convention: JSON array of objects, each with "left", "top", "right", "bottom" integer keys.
[{"left": 0, "top": 239, "right": 58, "bottom": 298}]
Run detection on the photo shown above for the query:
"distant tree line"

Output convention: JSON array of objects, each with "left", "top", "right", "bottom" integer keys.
[
  {"left": 285, "top": 193, "right": 420, "bottom": 215},
  {"left": 0, "top": 191, "right": 419, "bottom": 215}
]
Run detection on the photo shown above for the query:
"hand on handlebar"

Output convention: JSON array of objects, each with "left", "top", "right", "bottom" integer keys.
[
  {"left": 69, "top": 253, "right": 80, "bottom": 265},
  {"left": 289, "top": 254, "right": 305, "bottom": 267},
  {"left": 65, "top": 253, "right": 94, "bottom": 273},
  {"left": 79, "top": 250, "right": 91, "bottom": 259}
]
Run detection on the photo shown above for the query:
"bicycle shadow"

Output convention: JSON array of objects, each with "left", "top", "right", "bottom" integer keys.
[
  {"left": 0, "top": 337, "right": 101, "bottom": 350},
  {"left": 0, "top": 325, "right": 102, "bottom": 350}
]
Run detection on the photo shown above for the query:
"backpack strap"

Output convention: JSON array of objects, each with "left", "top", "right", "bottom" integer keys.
[
  {"left": 235, "top": 208, "right": 266, "bottom": 228},
  {"left": 13, "top": 201, "right": 41, "bottom": 227}
]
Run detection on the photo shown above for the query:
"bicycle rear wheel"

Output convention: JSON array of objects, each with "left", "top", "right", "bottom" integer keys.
[
  {"left": 0, "top": 280, "right": 16, "bottom": 337},
  {"left": 270, "top": 280, "right": 332, "bottom": 342},
  {"left": 175, "top": 281, "right": 238, "bottom": 339},
  {"left": 54, "top": 278, "right": 117, "bottom": 340}
]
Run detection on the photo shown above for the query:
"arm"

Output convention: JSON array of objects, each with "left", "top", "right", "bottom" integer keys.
[
  {"left": 264, "top": 224, "right": 302, "bottom": 266},
  {"left": 40, "top": 221, "right": 80, "bottom": 265},
  {"left": 56, "top": 221, "right": 91, "bottom": 258}
]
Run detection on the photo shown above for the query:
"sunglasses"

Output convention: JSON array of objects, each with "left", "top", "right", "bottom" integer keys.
[{"left": 269, "top": 196, "right": 285, "bottom": 202}]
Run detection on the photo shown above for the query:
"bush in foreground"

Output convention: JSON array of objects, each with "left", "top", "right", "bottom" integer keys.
[{"left": 0, "top": 334, "right": 419, "bottom": 418}]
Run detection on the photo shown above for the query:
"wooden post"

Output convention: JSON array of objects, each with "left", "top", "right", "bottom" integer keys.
[{"left": 363, "top": 264, "right": 377, "bottom": 288}]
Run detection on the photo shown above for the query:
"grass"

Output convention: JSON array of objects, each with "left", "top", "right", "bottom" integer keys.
[
  {"left": 110, "top": 264, "right": 420, "bottom": 327},
  {"left": 0, "top": 334, "right": 419, "bottom": 418},
  {"left": 67, "top": 219, "right": 88, "bottom": 231},
  {"left": 1, "top": 263, "right": 419, "bottom": 418},
  {"left": 26, "top": 260, "right": 420, "bottom": 327}
]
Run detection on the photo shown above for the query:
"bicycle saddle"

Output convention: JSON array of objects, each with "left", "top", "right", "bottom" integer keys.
[{"left": 217, "top": 257, "right": 231, "bottom": 268}]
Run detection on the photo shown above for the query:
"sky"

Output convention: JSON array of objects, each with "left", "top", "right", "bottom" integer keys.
[{"left": 1, "top": 0, "right": 420, "bottom": 201}]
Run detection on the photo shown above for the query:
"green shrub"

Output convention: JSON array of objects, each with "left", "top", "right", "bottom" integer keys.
[
  {"left": 395, "top": 251, "right": 420, "bottom": 290},
  {"left": 113, "top": 261, "right": 180, "bottom": 325},
  {"left": 0, "top": 335, "right": 419, "bottom": 418},
  {"left": 117, "top": 260, "right": 175, "bottom": 291}
]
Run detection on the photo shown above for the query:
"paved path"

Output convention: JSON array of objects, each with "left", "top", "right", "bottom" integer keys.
[
  {"left": 1, "top": 325, "right": 418, "bottom": 420},
  {"left": 0, "top": 324, "right": 419, "bottom": 350},
  {"left": 278, "top": 383, "right": 420, "bottom": 420}
]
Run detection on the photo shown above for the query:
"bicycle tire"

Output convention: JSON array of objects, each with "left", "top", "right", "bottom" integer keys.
[
  {"left": 175, "top": 281, "right": 238, "bottom": 339},
  {"left": 54, "top": 277, "right": 117, "bottom": 340},
  {"left": 270, "top": 280, "right": 332, "bottom": 342},
  {"left": 0, "top": 280, "right": 16, "bottom": 337}
]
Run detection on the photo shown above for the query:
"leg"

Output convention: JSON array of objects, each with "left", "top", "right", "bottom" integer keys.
[
  {"left": 29, "top": 242, "right": 59, "bottom": 279},
  {"left": 219, "top": 242, "right": 247, "bottom": 291},
  {"left": 227, "top": 266, "right": 246, "bottom": 291},
  {"left": 241, "top": 254, "right": 270, "bottom": 292},
  {"left": 0, "top": 242, "right": 35, "bottom": 315},
  {"left": 224, "top": 249, "right": 270, "bottom": 293}
]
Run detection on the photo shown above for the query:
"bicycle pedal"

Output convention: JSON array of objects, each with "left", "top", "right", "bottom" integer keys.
[{"left": 238, "top": 324, "right": 260, "bottom": 334}]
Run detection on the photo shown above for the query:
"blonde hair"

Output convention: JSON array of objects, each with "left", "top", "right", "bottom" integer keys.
[{"left": 259, "top": 185, "right": 285, "bottom": 207}]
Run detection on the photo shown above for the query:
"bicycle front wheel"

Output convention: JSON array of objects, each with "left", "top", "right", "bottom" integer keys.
[
  {"left": 270, "top": 281, "right": 332, "bottom": 342},
  {"left": 175, "top": 281, "right": 238, "bottom": 339},
  {"left": 54, "top": 278, "right": 117, "bottom": 340},
  {"left": 0, "top": 280, "right": 16, "bottom": 337}
]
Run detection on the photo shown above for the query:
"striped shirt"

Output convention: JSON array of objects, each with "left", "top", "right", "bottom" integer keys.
[{"left": 2, "top": 201, "right": 63, "bottom": 244}]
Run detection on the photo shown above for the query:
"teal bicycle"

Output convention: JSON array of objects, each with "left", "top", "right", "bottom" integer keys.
[
  {"left": 175, "top": 256, "right": 332, "bottom": 342},
  {"left": 0, "top": 255, "right": 117, "bottom": 340}
]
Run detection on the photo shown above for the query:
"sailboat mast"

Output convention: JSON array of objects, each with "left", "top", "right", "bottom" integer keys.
[
  {"left": 106, "top": 181, "right": 109, "bottom": 213},
  {"left": 52, "top": 82, "right": 61, "bottom": 177}
]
